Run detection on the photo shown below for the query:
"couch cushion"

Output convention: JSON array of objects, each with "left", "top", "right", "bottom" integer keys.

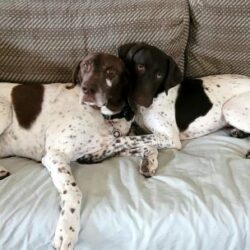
[
  {"left": 0, "top": 0, "right": 189, "bottom": 83},
  {"left": 185, "top": 0, "right": 250, "bottom": 77}
]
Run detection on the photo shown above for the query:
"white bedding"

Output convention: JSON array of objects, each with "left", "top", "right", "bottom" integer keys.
[{"left": 0, "top": 130, "right": 250, "bottom": 250}]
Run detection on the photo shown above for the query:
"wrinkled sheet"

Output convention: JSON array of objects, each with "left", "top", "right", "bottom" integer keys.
[{"left": 0, "top": 130, "right": 250, "bottom": 250}]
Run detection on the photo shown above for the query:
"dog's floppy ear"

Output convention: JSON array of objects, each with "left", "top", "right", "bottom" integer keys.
[
  {"left": 118, "top": 42, "right": 147, "bottom": 63},
  {"left": 72, "top": 60, "right": 82, "bottom": 85},
  {"left": 66, "top": 61, "right": 82, "bottom": 89},
  {"left": 164, "top": 56, "right": 183, "bottom": 94}
]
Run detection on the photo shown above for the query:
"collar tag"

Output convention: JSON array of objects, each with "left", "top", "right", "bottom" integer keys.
[{"left": 113, "top": 129, "right": 121, "bottom": 138}]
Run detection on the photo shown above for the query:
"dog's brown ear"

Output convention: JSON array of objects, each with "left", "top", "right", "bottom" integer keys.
[
  {"left": 118, "top": 42, "right": 147, "bottom": 63},
  {"left": 72, "top": 61, "right": 81, "bottom": 86},
  {"left": 67, "top": 61, "right": 81, "bottom": 89},
  {"left": 164, "top": 56, "right": 182, "bottom": 94}
]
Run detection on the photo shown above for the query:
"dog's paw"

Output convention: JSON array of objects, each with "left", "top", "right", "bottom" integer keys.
[
  {"left": 0, "top": 170, "right": 11, "bottom": 180},
  {"left": 229, "top": 128, "right": 250, "bottom": 139},
  {"left": 53, "top": 232, "right": 75, "bottom": 250},
  {"left": 52, "top": 206, "right": 80, "bottom": 250},
  {"left": 139, "top": 158, "right": 156, "bottom": 178},
  {"left": 139, "top": 148, "right": 158, "bottom": 178},
  {"left": 246, "top": 151, "right": 250, "bottom": 159}
]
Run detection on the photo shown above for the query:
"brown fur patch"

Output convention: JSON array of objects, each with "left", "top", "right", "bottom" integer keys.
[{"left": 11, "top": 84, "right": 44, "bottom": 129}]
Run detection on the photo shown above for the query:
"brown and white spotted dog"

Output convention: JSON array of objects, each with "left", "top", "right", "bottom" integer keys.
[
  {"left": 118, "top": 42, "right": 250, "bottom": 164},
  {"left": 0, "top": 53, "right": 161, "bottom": 250}
]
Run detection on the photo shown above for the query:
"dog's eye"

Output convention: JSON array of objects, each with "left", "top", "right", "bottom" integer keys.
[
  {"left": 136, "top": 64, "right": 146, "bottom": 73},
  {"left": 156, "top": 72, "right": 163, "bottom": 79},
  {"left": 82, "top": 61, "right": 91, "bottom": 72}
]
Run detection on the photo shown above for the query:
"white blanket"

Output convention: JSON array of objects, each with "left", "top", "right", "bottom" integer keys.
[{"left": 0, "top": 130, "right": 250, "bottom": 250}]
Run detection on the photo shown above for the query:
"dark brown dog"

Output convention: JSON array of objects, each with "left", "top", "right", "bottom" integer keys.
[
  {"left": 118, "top": 43, "right": 250, "bottom": 158},
  {"left": 118, "top": 43, "right": 182, "bottom": 108}
]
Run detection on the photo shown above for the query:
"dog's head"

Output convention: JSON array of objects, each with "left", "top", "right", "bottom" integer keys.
[
  {"left": 72, "top": 53, "right": 128, "bottom": 115},
  {"left": 118, "top": 43, "right": 182, "bottom": 107}
]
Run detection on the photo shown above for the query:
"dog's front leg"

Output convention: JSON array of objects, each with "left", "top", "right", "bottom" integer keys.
[
  {"left": 77, "top": 133, "right": 180, "bottom": 177},
  {"left": 114, "top": 134, "right": 180, "bottom": 176},
  {"left": 78, "top": 132, "right": 180, "bottom": 165},
  {"left": 42, "top": 151, "right": 82, "bottom": 250},
  {"left": 126, "top": 133, "right": 182, "bottom": 150},
  {"left": 77, "top": 137, "right": 158, "bottom": 177}
]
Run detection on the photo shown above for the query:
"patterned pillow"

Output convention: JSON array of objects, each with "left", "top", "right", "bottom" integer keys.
[
  {"left": 0, "top": 0, "right": 189, "bottom": 83},
  {"left": 185, "top": 0, "right": 250, "bottom": 77}
]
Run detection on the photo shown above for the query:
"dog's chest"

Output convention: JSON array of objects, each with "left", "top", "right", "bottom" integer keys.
[{"left": 135, "top": 89, "right": 178, "bottom": 134}]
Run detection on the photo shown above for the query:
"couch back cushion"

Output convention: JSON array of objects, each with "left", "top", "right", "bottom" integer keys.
[
  {"left": 0, "top": 0, "right": 189, "bottom": 83},
  {"left": 185, "top": 0, "right": 250, "bottom": 77}
]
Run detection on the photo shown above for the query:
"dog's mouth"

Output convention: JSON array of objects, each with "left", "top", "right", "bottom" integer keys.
[
  {"left": 81, "top": 99, "right": 99, "bottom": 107},
  {"left": 81, "top": 100, "right": 123, "bottom": 115},
  {"left": 81, "top": 93, "right": 106, "bottom": 108},
  {"left": 81, "top": 93, "right": 126, "bottom": 116},
  {"left": 82, "top": 102, "right": 100, "bottom": 110}
]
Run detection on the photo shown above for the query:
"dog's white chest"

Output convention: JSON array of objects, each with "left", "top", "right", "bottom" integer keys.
[{"left": 135, "top": 88, "right": 178, "bottom": 135}]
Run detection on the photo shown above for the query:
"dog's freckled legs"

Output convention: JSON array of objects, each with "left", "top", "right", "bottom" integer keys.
[{"left": 42, "top": 151, "right": 82, "bottom": 250}]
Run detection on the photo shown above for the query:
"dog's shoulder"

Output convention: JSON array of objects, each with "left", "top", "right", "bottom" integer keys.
[{"left": 175, "top": 78, "right": 213, "bottom": 131}]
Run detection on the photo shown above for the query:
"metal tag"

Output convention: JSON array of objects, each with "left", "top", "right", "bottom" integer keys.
[{"left": 113, "top": 129, "right": 121, "bottom": 138}]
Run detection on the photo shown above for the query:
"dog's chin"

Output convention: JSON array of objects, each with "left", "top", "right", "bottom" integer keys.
[
  {"left": 134, "top": 99, "right": 153, "bottom": 108},
  {"left": 101, "top": 106, "right": 121, "bottom": 115},
  {"left": 130, "top": 93, "right": 153, "bottom": 108}
]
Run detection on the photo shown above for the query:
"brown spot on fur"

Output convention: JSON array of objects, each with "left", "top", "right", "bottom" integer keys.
[{"left": 12, "top": 84, "right": 44, "bottom": 129}]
